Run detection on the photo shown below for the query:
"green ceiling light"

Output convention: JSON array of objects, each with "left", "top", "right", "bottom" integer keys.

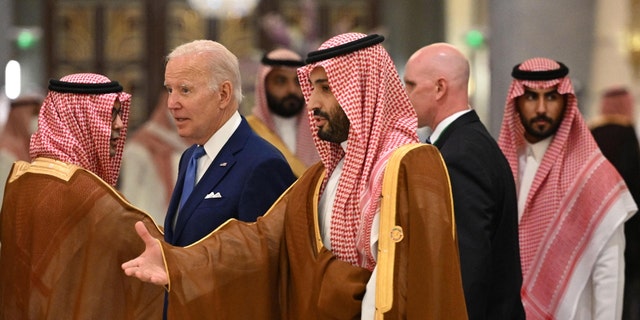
[
  {"left": 465, "top": 29, "right": 485, "bottom": 49},
  {"left": 16, "top": 30, "right": 37, "bottom": 50}
]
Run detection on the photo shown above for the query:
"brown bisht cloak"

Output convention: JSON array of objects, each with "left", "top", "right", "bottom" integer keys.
[
  {"left": 160, "top": 143, "right": 467, "bottom": 319},
  {"left": 0, "top": 157, "right": 164, "bottom": 319}
]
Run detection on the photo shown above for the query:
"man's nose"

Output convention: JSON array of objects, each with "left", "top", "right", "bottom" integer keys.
[
  {"left": 113, "top": 115, "right": 124, "bottom": 129},
  {"left": 167, "top": 93, "right": 178, "bottom": 109},
  {"left": 306, "top": 92, "right": 318, "bottom": 111},
  {"left": 535, "top": 98, "right": 547, "bottom": 114}
]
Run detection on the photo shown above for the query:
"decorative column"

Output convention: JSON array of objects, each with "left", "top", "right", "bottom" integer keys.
[{"left": 487, "top": 0, "right": 596, "bottom": 137}]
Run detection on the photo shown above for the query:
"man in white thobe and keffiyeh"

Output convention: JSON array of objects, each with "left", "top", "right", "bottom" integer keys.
[
  {"left": 498, "top": 58, "right": 637, "bottom": 320},
  {"left": 246, "top": 48, "right": 319, "bottom": 177}
]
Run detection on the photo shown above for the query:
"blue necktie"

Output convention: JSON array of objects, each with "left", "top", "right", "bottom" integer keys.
[{"left": 178, "top": 146, "right": 207, "bottom": 212}]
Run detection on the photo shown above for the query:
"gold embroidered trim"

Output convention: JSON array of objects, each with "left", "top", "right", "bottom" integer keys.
[{"left": 374, "top": 143, "right": 423, "bottom": 318}]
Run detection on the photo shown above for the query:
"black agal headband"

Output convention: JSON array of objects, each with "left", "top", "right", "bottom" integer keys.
[
  {"left": 305, "top": 34, "right": 385, "bottom": 64},
  {"left": 48, "top": 79, "right": 123, "bottom": 94},
  {"left": 511, "top": 61, "right": 569, "bottom": 81},
  {"left": 261, "top": 54, "right": 305, "bottom": 67}
]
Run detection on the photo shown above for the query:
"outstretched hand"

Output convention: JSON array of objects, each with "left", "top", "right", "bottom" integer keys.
[{"left": 122, "top": 221, "right": 168, "bottom": 286}]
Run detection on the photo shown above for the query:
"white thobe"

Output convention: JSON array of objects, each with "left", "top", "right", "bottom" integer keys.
[
  {"left": 318, "top": 142, "right": 379, "bottom": 320},
  {"left": 517, "top": 137, "right": 625, "bottom": 320}
]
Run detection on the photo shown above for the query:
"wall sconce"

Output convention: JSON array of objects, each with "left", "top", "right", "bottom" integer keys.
[
  {"left": 628, "top": 0, "right": 640, "bottom": 78},
  {"left": 4, "top": 60, "right": 21, "bottom": 100},
  {"left": 628, "top": 32, "right": 640, "bottom": 78}
]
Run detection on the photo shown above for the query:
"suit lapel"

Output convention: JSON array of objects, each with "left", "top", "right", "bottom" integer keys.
[
  {"left": 164, "top": 146, "right": 194, "bottom": 242},
  {"left": 171, "top": 118, "right": 251, "bottom": 242}
]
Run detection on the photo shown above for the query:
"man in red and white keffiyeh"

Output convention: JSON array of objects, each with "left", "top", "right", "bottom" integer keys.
[
  {"left": 590, "top": 87, "right": 640, "bottom": 320},
  {"left": 0, "top": 74, "right": 165, "bottom": 318},
  {"left": 298, "top": 32, "right": 433, "bottom": 318},
  {"left": 30, "top": 73, "right": 131, "bottom": 186},
  {"left": 498, "top": 58, "right": 637, "bottom": 320},
  {"left": 0, "top": 91, "right": 42, "bottom": 205},
  {"left": 298, "top": 32, "right": 419, "bottom": 272},
  {"left": 247, "top": 48, "right": 319, "bottom": 177}
]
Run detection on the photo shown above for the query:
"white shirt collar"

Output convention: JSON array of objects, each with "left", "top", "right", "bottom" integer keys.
[
  {"left": 523, "top": 135, "right": 553, "bottom": 162},
  {"left": 429, "top": 108, "right": 472, "bottom": 143},
  {"left": 195, "top": 111, "right": 242, "bottom": 181}
]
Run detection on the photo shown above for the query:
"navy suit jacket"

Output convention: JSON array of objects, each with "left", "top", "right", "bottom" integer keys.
[
  {"left": 164, "top": 117, "right": 296, "bottom": 246},
  {"left": 433, "top": 110, "right": 525, "bottom": 320}
]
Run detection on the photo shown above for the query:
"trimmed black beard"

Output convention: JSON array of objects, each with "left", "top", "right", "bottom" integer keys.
[{"left": 266, "top": 92, "right": 305, "bottom": 118}]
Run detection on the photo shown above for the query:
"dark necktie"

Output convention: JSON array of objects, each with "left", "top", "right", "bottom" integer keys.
[{"left": 178, "top": 146, "right": 207, "bottom": 211}]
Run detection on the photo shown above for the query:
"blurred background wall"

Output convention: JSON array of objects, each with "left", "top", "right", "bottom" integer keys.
[{"left": 1, "top": 0, "right": 638, "bottom": 137}]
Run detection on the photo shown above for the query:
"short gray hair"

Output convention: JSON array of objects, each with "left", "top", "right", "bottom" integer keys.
[{"left": 166, "top": 40, "right": 243, "bottom": 104}]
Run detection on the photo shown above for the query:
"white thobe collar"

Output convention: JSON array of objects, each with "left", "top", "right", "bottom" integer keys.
[{"left": 271, "top": 113, "right": 298, "bottom": 153}]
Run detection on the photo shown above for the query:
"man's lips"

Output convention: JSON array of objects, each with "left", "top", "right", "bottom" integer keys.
[
  {"left": 173, "top": 117, "right": 191, "bottom": 127},
  {"left": 313, "top": 116, "right": 327, "bottom": 127}
]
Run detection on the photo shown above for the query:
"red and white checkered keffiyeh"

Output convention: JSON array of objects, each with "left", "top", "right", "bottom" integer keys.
[
  {"left": 298, "top": 33, "right": 418, "bottom": 270},
  {"left": 30, "top": 73, "right": 131, "bottom": 186},
  {"left": 498, "top": 58, "right": 635, "bottom": 318},
  {"left": 252, "top": 48, "right": 319, "bottom": 167},
  {"left": 600, "top": 87, "right": 634, "bottom": 120}
]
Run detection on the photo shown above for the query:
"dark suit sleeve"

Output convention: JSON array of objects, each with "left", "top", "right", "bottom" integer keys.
[{"left": 237, "top": 158, "right": 296, "bottom": 222}]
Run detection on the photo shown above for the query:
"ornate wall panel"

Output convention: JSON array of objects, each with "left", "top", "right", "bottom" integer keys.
[
  {"left": 167, "top": 1, "right": 207, "bottom": 52},
  {"left": 45, "top": 0, "right": 379, "bottom": 129}
]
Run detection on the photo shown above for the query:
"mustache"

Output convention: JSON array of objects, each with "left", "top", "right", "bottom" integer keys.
[
  {"left": 313, "top": 109, "right": 329, "bottom": 118},
  {"left": 529, "top": 115, "right": 552, "bottom": 125},
  {"left": 283, "top": 94, "right": 304, "bottom": 101}
]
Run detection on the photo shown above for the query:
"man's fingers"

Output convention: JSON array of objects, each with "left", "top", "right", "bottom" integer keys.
[
  {"left": 134, "top": 221, "right": 153, "bottom": 243},
  {"left": 122, "top": 222, "right": 151, "bottom": 273}
]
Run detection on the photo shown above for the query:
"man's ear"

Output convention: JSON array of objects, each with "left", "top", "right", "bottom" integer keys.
[
  {"left": 218, "top": 81, "right": 233, "bottom": 108},
  {"left": 435, "top": 78, "right": 447, "bottom": 100}
]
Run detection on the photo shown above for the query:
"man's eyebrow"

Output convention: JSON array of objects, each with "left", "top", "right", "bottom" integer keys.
[
  {"left": 312, "top": 78, "right": 329, "bottom": 85},
  {"left": 522, "top": 88, "right": 556, "bottom": 93}
]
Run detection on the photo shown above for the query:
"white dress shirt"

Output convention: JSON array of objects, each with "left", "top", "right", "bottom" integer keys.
[
  {"left": 197, "top": 111, "right": 242, "bottom": 183},
  {"left": 517, "top": 136, "right": 551, "bottom": 221}
]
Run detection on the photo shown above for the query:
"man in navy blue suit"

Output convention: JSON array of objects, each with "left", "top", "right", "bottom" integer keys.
[
  {"left": 162, "top": 39, "right": 296, "bottom": 247},
  {"left": 404, "top": 43, "right": 525, "bottom": 320}
]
